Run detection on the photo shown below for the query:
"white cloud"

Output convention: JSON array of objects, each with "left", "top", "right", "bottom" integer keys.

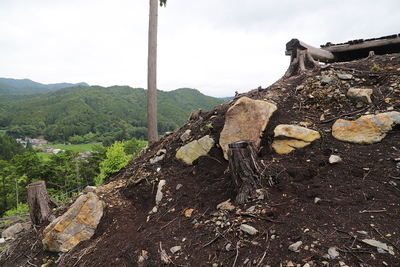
[{"left": 0, "top": 0, "right": 399, "bottom": 97}]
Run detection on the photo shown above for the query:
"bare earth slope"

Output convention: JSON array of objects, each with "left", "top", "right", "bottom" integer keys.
[{"left": 1, "top": 53, "right": 400, "bottom": 267}]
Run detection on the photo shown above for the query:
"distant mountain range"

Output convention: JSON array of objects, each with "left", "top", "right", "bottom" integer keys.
[
  {"left": 0, "top": 77, "right": 89, "bottom": 95},
  {"left": 0, "top": 78, "right": 226, "bottom": 142}
]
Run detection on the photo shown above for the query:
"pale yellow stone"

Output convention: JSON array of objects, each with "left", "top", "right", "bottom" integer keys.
[
  {"left": 271, "top": 139, "right": 310, "bottom": 154},
  {"left": 271, "top": 125, "right": 321, "bottom": 154},
  {"left": 273, "top": 125, "right": 321, "bottom": 142},
  {"left": 347, "top": 88, "right": 373, "bottom": 103},
  {"left": 332, "top": 111, "right": 400, "bottom": 144},
  {"left": 219, "top": 97, "right": 277, "bottom": 160}
]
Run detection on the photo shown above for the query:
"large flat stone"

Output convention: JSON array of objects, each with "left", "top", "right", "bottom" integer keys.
[
  {"left": 219, "top": 97, "right": 277, "bottom": 160},
  {"left": 42, "top": 192, "right": 104, "bottom": 252},
  {"left": 332, "top": 111, "right": 400, "bottom": 144},
  {"left": 271, "top": 124, "right": 321, "bottom": 154}
]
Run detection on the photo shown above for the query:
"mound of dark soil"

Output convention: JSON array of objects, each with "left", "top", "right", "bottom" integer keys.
[{"left": 1, "top": 53, "right": 400, "bottom": 267}]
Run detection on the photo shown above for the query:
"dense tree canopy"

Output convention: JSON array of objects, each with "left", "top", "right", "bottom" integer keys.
[
  {"left": 0, "top": 86, "right": 223, "bottom": 143},
  {"left": 0, "top": 135, "right": 25, "bottom": 161}
]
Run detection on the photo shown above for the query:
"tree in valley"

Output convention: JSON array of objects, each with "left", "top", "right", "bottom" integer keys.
[{"left": 0, "top": 135, "right": 24, "bottom": 161}]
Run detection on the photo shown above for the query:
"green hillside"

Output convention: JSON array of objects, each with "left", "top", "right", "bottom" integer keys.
[
  {"left": 0, "top": 85, "right": 224, "bottom": 143},
  {"left": 0, "top": 77, "right": 89, "bottom": 94}
]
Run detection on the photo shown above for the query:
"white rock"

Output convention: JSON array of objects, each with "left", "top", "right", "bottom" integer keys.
[
  {"left": 246, "top": 206, "right": 256, "bottom": 212},
  {"left": 155, "top": 180, "right": 166, "bottom": 206},
  {"left": 329, "top": 155, "right": 342, "bottom": 164},
  {"left": 180, "top": 129, "right": 191, "bottom": 142},
  {"left": 239, "top": 224, "right": 258, "bottom": 235},
  {"left": 362, "top": 239, "right": 395, "bottom": 255},
  {"left": 170, "top": 246, "right": 181, "bottom": 254},
  {"left": 2, "top": 223, "right": 25, "bottom": 240},
  {"left": 288, "top": 240, "right": 302, "bottom": 251},
  {"left": 337, "top": 73, "right": 353, "bottom": 80},
  {"left": 176, "top": 184, "right": 183, "bottom": 190},
  {"left": 0, "top": 237, "right": 5, "bottom": 243},
  {"left": 328, "top": 247, "right": 339, "bottom": 259},
  {"left": 357, "top": 230, "right": 368, "bottom": 235},
  {"left": 149, "top": 154, "right": 165, "bottom": 164}
]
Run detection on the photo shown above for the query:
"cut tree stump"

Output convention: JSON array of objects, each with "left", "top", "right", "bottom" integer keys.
[
  {"left": 228, "top": 140, "right": 260, "bottom": 204},
  {"left": 26, "top": 181, "right": 58, "bottom": 225},
  {"left": 283, "top": 48, "right": 320, "bottom": 79}
]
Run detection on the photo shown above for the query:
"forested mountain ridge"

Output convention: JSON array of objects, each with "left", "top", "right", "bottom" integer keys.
[
  {"left": 0, "top": 85, "right": 224, "bottom": 143},
  {"left": 0, "top": 77, "right": 89, "bottom": 95}
]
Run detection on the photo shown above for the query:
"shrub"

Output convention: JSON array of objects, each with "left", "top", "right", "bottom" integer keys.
[
  {"left": 95, "top": 141, "right": 129, "bottom": 186},
  {"left": 3, "top": 202, "right": 29, "bottom": 218}
]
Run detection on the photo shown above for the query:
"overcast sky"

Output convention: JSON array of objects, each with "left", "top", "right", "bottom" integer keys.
[{"left": 1, "top": 0, "right": 399, "bottom": 97}]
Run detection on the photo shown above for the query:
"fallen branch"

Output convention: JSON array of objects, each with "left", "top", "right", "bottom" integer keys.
[
  {"left": 232, "top": 241, "right": 240, "bottom": 267},
  {"left": 256, "top": 250, "right": 268, "bottom": 267},
  {"left": 159, "top": 242, "right": 174, "bottom": 265},
  {"left": 359, "top": 209, "right": 387, "bottom": 213},
  {"left": 160, "top": 217, "right": 178, "bottom": 230}
]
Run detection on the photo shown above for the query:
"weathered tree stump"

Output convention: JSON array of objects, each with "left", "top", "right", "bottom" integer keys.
[
  {"left": 26, "top": 181, "right": 58, "bottom": 225},
  {"left": 228, "top": 140, "right": 260, "bottom": 204},
  {"left": 283, "top": 48, "right": 320, "bottom": 78}
]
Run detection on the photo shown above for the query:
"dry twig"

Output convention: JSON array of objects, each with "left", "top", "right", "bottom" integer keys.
[{"left": 232, "top": 241, "right": 240, "bottom": 267}]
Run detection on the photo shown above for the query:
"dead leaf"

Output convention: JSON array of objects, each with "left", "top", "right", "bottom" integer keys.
[{"left": 183, "top": 208, "right": 194, "bottom": 217}]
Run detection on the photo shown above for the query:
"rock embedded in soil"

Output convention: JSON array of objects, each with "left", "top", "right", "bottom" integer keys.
[
  {"left": 149, "top": 149, "right": 166, "bottom": 164},
  {"left": 42, "top": 192, "right": 104, "bottom": 253},
  {"left": 175, "top": 135, "right": 214, "bottom": 165},
  {"left": 337, "top": 73, "right": 353, "bottom": 80},
  {"left": 239, "top": 224, "right": 258, "bottom": 235},
  {"left": 155, "top": 179, "right": 166, "bottom": 206},
  {"left": 170, "top": 245, "right": 182, "bottom": 254},
  {"left": 332, "top": 111, "right": 400, "bottom": 144},
  {"left": 216, "top": 199, "right": 235, "bottom": 211},
  {"left": 288, "top": 240, "right": 302, "bottom": 251},
  {"left": 180, "top": 129, "right": 191, "bottom": 142},
  {"left": 327, "top": 246, "right": 340, "bottom": 259},
  {"left": 346, "top": 88, "right": 373, "bottom": 104},
  {"left": 271, "top": 124, "right": 321, "bottom": 154},
  {"left": 42, "top": 192, "right": 104, "bottom": 252},
  {"left": 1, "top": 222, "right": 27, "bottom": 240},
  {"left": 321, "top": 75, "right": 333, "bottom": 85},
  {"left": 219, "top": 96, "right": 277, "bottom": 160},
  {"left": 329, "top": 154, "right": 342, "bottom": 164}
]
